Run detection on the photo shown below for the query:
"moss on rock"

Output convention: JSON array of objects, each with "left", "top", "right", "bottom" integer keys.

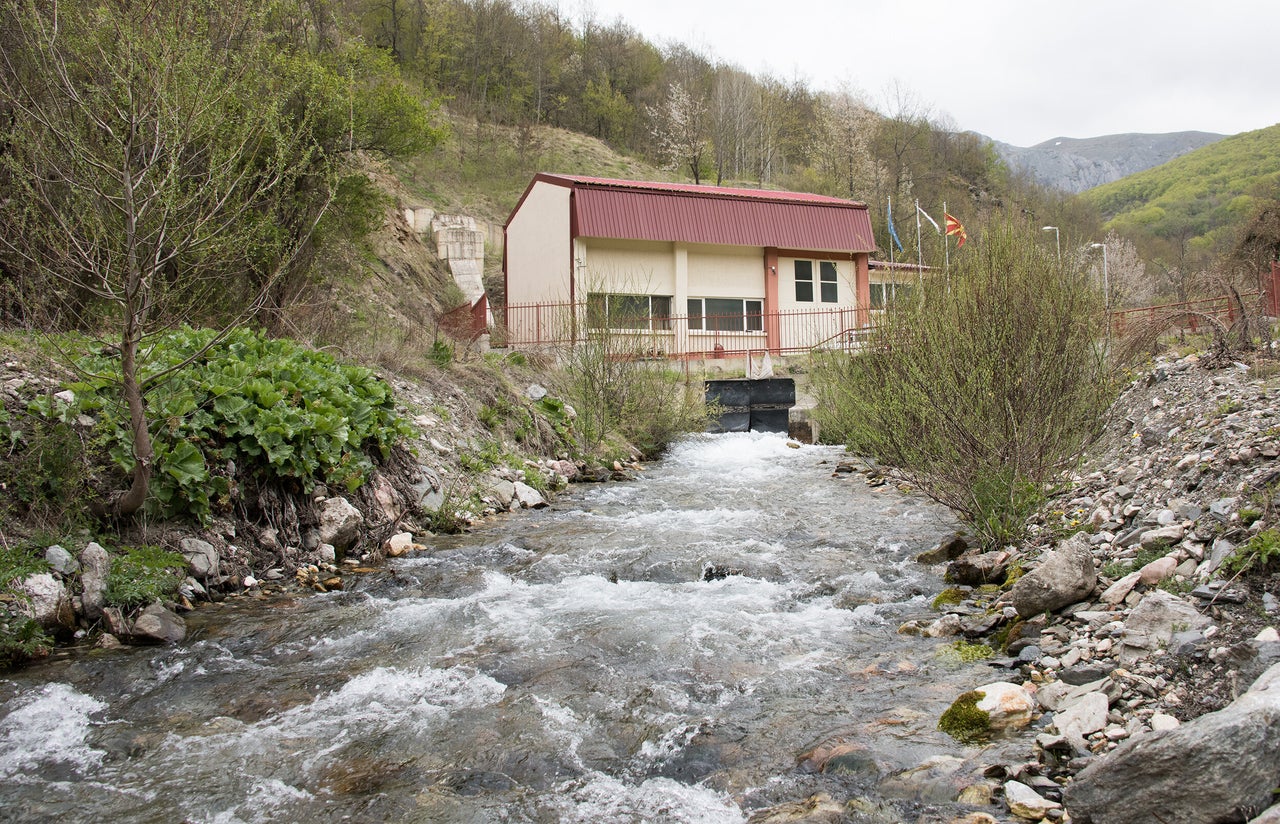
[{"left": 938, "top": 689, "right": 992, "bottom": 744}]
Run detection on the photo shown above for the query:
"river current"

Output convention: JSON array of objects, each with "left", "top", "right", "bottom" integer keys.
[{"left": 0, "top": 433, "right": 1005, "bottom": 823}]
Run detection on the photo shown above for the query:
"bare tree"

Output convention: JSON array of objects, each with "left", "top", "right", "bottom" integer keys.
[
  {"left": 0, "top": 0, "right": 328, "bottom": 517},
  {"left": 710, "top": 66, "right": 756, "bottom": 185}
]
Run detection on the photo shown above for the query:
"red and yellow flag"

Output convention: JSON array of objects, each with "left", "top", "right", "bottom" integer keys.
[{"left": 944, "top": 213, "right": 967, "bottom": 248}]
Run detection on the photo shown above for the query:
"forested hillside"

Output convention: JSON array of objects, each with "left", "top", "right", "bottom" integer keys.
[
  {"left": 1, "top": 0, "right": 1105, "bottom": 347},
  {"left": 1084, "top": 125, "right": 1280, "bottom": 271}
]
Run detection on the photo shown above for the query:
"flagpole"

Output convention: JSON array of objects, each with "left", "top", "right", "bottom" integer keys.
[
  {"left": 888, "top": 196, "right": 894, "bottom": 265},
  {"left": 915, "top": 198, "right": 923, "bottom": 277},
  {"left": 943, "top": 200, "right": 949, "bottom": 275}
]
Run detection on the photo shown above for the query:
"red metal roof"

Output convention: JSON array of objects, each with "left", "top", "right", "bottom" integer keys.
[{"left": 525, "top": 174, "right": 876, "bottom": 253}]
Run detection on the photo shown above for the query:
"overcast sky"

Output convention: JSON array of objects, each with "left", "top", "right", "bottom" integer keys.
[{"left": 577, "top": 0, "right": 1278, "bottom": 147}]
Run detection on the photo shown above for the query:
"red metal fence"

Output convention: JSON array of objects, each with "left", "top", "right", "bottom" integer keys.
[
  {"left": 501, "top": 301, "right": 866, "bottom": 358},
  {"left": 502, "top": 280, "right": 1279, "bottom": 360},
  {"left": 1108, "top": 291, "right": 1262, "bottom": 337}
]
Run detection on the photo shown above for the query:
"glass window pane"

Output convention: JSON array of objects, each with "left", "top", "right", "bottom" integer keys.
[
  {"left": 588, "top": 292, "right": 607, "bottom": 327},
  {"left": 651, "top": 295, "right": 672, "bottom": 330},
  {"left": 820, "top": 262, "right": 838, "bottom": 302},
  {"left": 794, "top": 261, "right": 813, "bottom": 302},
  {"left": 746, "top": 300, "right": 763, "bottom": 332},
  {"left": 706, "top": 298, "right": 744, "bottom": 332},
  {"left": 611, "top": 294, "right": 649, "bottom": 329},
  {"left": 687, "top": 298, "right": 703, "bottom": 330},
  {"left": 869, "top": 283, "right": 885, "bottom": 310}
]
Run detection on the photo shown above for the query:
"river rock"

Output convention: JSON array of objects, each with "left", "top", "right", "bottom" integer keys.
[
  {"left": 317, "top": 497, "right": 363, "bottom": 550},
  {"left": 745, "top": 792, "right": 844, "bottom": 823},
  {"left": 1249, "top": 802, "right": 1280, "bottom": 824},
  {"left": 487, "top": 479, "right": 517, "bottom": 509},
  {"left": 1137, "top": 555, "right": 1178, "bottom": 585},
  {"left": 1053, "top": 690, "right": 1109, "bottom": 740},
  {"left": 513, "top": 481, "right": 547, "bottom": 509},
  {"left": 79, "top": 542, "right": 110, "bottom": 621},
  {"left": 412, "top": 465, "right": 445, "bottom": 512},
  {"left": 975, "top": 681, "right": 1036, "bottom": 733},
  {"left": 1118, "top": 589, "right": 1214, "bottom": 665},
  {"left": 1010, "top": 534, "right": 1097, "bottom": 618},
  {"left": 44, "top": 545, "right": 78, "bottom": 576},
  {"left": 1064, "top": 662, "right": 1280, "bottom": 824},
  {"left": 947, "top": 550, "right": 1010, "bottom": 586},
  {"left": 1004, "top": 779, "right": 1061, "bottom": 820},
  {"left": 18, "top": 573, "right": 75, "bottom": 631},
  {"left": 130, "top": 602, "right": 186, "bottom": 644},
  {"left": 179, "top": 537, "right": 220, "bottom": 580},
  {"left": 385, "top": 532, "right": 414, "bottom": 557},
  {"left": 917, "top": 534, "right": 969, "bottom": 565}
]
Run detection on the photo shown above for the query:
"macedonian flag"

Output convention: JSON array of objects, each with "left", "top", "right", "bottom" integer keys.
[{"left": 944, "top": 213, "right": 967, "bottom": 248}]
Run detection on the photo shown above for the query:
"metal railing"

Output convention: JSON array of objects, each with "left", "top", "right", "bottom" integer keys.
[
  {"left": 501, "top": 301, "right": 868, "bottom": 358},
  {"left": 1108, "top": 291, "right": 1262, "bottom": 337}
]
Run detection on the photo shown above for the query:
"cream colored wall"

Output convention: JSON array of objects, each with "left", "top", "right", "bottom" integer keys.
[
  {"left": 776, "top": 257, "right": 860, "bottom": 311},
  {"left": 578, "top": 239, "right": 676, "bottom": 296},
  {"left": 684, "top": 244, "right": 764, "bottom": 299},
  {"left": 506, "top": 182, "right": 571, "bottom": 304}
]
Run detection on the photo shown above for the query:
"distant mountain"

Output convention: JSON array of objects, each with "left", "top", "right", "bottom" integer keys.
[
  {"left": 1082, "top": 124, "right": 1280, "bottom": 253},
  {"left": 986, "top": 131, "right": 1227, "bottom": 193}
]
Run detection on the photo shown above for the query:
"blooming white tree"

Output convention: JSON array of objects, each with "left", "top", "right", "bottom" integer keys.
[{"left": 649, "top": 82, "right": 710, "bottom": 183}]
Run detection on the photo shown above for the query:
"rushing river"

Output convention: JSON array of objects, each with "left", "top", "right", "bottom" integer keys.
[{"left": 0, "top": 433, "right": 1012, "bottom": 823}]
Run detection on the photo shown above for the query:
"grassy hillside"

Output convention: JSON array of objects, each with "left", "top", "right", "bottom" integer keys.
[{"left": 1083, "top": 124, "right": 1280, "bottom": 256}]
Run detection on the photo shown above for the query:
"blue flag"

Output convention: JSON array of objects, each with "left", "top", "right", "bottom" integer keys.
[{"left": 887, "top": 198, "right": 905, "bottom": 253}]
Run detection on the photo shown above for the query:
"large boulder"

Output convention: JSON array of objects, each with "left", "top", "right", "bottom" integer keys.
[
  {"left": 1010, "top": 534, "right": 1097, "bottom": 618},
  {"left": 18, "top": 573, "right": 75, "bottom": 631},
  {"left": 316, "top": 497, "right": 363, "bottom": 551},
  {"left": 179, "top": 537, "right": 220, "bottom": 580},
  {"left": 1118, "top": 589, "right": 1214, "bottom": 665},
  {"left": 1064, "top": 662, "right": 1280, "bottom": 823},
  {"left": 946, "top": 549, "right": 1010, "bottom": 586},
  {"left": 130, "top": 602, "right": 186, "bottom": 644},
  {"left": 79, "top": 542, "right": 110, "bottom": 621}
]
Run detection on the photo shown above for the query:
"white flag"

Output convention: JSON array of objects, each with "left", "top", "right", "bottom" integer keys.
[{"left": 916, "top": 202, "right": 941, "bottom": 234}]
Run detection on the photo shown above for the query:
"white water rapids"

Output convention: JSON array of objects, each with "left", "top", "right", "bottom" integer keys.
[{"left": 0, "top": 433, "right": 1014, "bottom": 823}]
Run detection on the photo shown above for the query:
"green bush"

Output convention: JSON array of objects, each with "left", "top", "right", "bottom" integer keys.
[
  {"left": 105, "top": 545, "right": 185, "bottom": 609},
  {"left": 41, "top": 327, "right": 411, "bottom": 522},
  {"left": 1223, "top": 528, "right": 1280, "bottom": 575},
  {"left": 811, "top": 222, "right": 1121, "bottom": 548},
  {"left": 561, "top": 328, "right": 709, "bottom": 457},
  {"left": 0, "top": 543, "right": 53, "bottom": 666}
]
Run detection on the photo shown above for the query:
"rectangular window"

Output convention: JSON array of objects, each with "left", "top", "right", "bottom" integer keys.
[
  {"left": 794, "top": 260, "right": 813, "bottom": 302},
  {"left": 820, "top": 261, "right": 838, "bottom": 303},
  {"left": 587, "top": 293, "right": 672, "bottom": 331},
  {"left": 869, "top": 283, "right": 886, "bottom": 310},
  {"left": 688, "top": 298, "right": 765, "bottom": 333},
  {"left": 687, "top": 298, "right": 703, "bottom": 330}
]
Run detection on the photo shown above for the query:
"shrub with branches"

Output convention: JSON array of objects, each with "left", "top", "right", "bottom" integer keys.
[{"left": 812, "top": 222, "right": 1122, "bottom": 547}]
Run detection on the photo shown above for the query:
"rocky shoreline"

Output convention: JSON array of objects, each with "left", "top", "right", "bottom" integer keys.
[
  {"left": 2, "top": 348, "right": 639, "bottom": 654},
  {"left": 896, "top": 351, "right": 1280, "bottom": 823}
]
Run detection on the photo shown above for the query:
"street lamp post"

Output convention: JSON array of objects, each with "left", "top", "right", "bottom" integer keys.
[{"left": 1042, "top": 226, "right": 1060, "bottom": 260}]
